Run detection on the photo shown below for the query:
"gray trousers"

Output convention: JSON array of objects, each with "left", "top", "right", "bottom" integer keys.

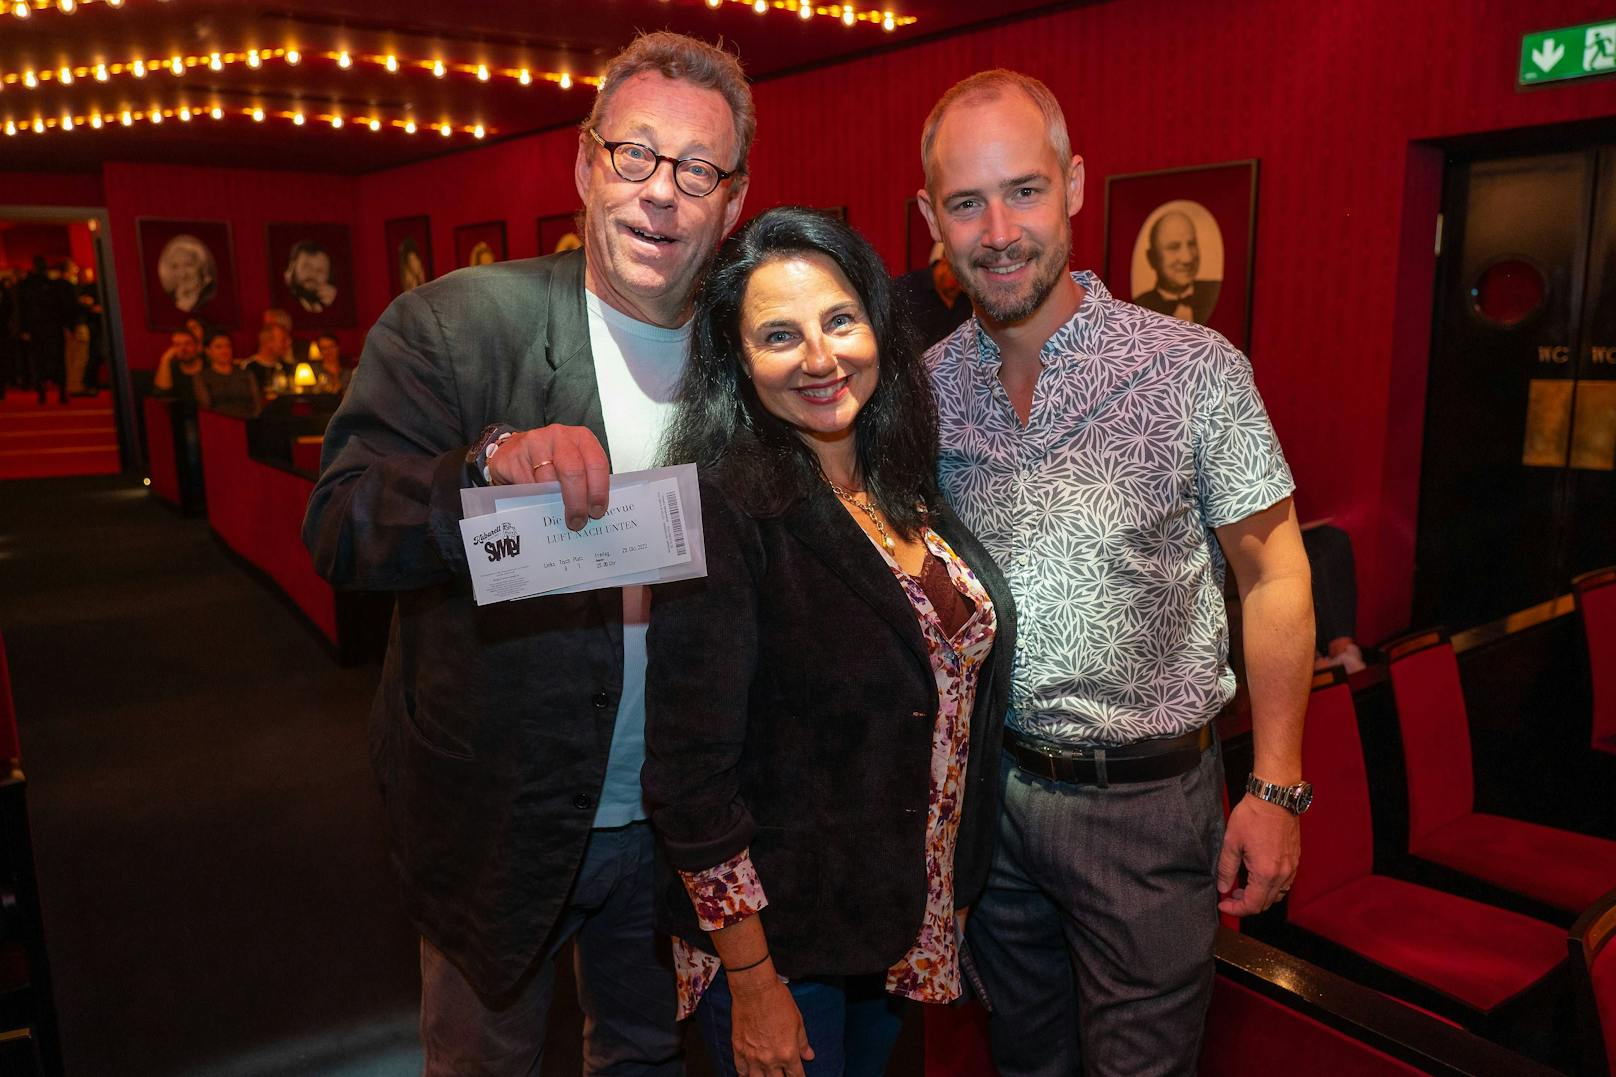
[
  {"left": 420, "top": 821, "right": 684, "bottom": 1076},
  {"left": 966, "top": 748, "right": 1223, "bottom": 1077}
]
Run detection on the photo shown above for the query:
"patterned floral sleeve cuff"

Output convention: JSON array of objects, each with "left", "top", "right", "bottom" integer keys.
[{"left": 678, "top": 847, "right": 769, "bottom": 932}]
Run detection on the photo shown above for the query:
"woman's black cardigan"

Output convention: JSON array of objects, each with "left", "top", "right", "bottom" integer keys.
[{"left": 642, "top": 477, "right": 1016, "bottom": 979}]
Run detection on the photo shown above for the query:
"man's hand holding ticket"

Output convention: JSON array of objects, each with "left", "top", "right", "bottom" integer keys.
[{"left": 458, "top": 463, "right": 706, "bottom": 604}]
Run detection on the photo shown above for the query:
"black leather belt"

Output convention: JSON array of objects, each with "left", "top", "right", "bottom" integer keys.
[{"left": 1003, "top": 724, "right": 1212, "bottom": 787}]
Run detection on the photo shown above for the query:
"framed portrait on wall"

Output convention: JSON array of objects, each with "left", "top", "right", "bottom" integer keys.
[
  {"left": 1104, "top": 159, "right": 1259, "bottom": 352},
  {"left": 384, "top": 215, "right": 433, "bottom": 297},
  {"left": 454, "top": 221, "right": 507, "bottom": 268},
  {"left": 135, "top": 218, "right": 240, "bottom": 330},
  {"left": 904, "top": 197, "right": 935, "bottom": 271},
  {"left": 265, "top": 221, "right": 356, "bottom": 329},
  {"left": 537, "top": 212, "right": 582, "bottom": 256}
]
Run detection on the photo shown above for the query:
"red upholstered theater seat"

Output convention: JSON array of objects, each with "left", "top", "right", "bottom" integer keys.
[
  {"left": 1285, "top": 671, "right": 1565, "bottom": 1017},
  {"left": 1570, "top": 886, "right": 1616, "bottom": 1076},
  {"left": 1575, "top": 567, "right": 1616, "bottom": 758},
  {"left": 1386, "top": 631, "right": 1616, "bottom": 914}
]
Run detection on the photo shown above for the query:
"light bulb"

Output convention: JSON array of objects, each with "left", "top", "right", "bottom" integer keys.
[
  {"left": 706, "top": 0, "right": 720, "bottom": 7},
  {"left": 292, "top": 111, "right": 305, "bottom": 126},
  {"left": 558, "top": 72, "right": 572, "bottom": 89},
  {"left": 209, "top": 52, "right": 222, "bottom": 71},
  {"left": 246, "top": 50, "right": 261, "bottom": 68},
  {"left": 338, "top": 50, "right": 352, "bottom": 69},
  {"left": 285, "top": 49, "right": 301, "bottom": 66},
  {"left": 439, "top": 122, "right": 451, "bottom": 137},
  {"left": 754, "top": 0, "right": 766, "bottom": 12},
  {"left": 59, "top": 0, "right": 75, "bottom": 11},
  {"left": 330, "top": 114, "right": 343, "bottom": 128},
  {"left": 62, "top": 114, "right": 74, "bottom": 129},
  {"left": 58, "top": 67, "right": 74, "bottom": 85},
  {"left": 473, "top": 123, "right": 485, "bottom": 138},
  {"left": 149, "top": 108, "right": 162, "bottom": 124},
  {"left": 12, "top": 3, "right": 29, "bottom": 19},
  {"left": 385, "top": 55, "right": 398, "bottom": 72},
  {"left": 178, "top": 106, "right": 191, "bottom": 121},
  {"left": 132, "top": 59, "right": 146, "bottom": 77},
  {"left": 403, "top": 118, "right": 416, "bottom": 133},
  {"left": 170, "top": 56, "right": 184, "bottom": 75},
  {"left": 32, "top": 117, "right": 43, "bottom": 133},
  {"left": 367, "top": 117, "right": 380, "bottom": 131},
  {"left": 476, "top": 64, "right": 489, "bottom": 81},
  {"left": 120, "top": 109, "right": 132, "bottom": 125},
  {"left": 94, "top": 63, "right": 108, "bottom": 81},
  {"left": 799, "top": 3, "right": 812, "bottom": 18},
  {"left": 22, "top": 71, "right": 36, "bottom": 88},
  {"left": 3, "top": 121, "right": 14, "bottom": 135},
  {"left": 90, "top": 114, "right": 102, "bottom": 128},
  {"left": 432, "top": 59, "right": 445, "bottom": 78},
  {"left": 210, "top": 106, "right": 222, "bottom": 119},
  {"left": 842, "top": 5, "right": 855, "bottom": 25},
  {"left": 251, "top": 107, "right": 264, "bottom": 122},
  {"left": 518, "top": 68, "right": 531, "bottom": 85}
]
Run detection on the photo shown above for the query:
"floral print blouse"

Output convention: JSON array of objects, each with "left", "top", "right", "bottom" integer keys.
[{"left": 672, "top": 525, "right": 998, "bottom": 1019}]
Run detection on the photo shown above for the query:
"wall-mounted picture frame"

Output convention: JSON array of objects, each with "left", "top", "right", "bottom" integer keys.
[
  {"left": 384, "top": 215, "right": 434, "bottom": 297},
  {"left": 537, "top": 212, "right": 582, "bottom": 256},
  {"left": 904, "top": 197, "right": 935, "bottom": 272},
  {"left": 454, "top": 220, "right": 508, "bottom": 268},
  {"left": 136, "top": 217, "right": 240, "bottom": 330},
  {"left": 265, "top": 221, "right": 356, "bottom": 329},
  {"left": 1104, "top": 159, "right": 1259, "bottom": 352}
]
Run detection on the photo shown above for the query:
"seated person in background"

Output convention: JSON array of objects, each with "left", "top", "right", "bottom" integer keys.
[
  {"left": 1301, "top": 522, "right": 1365, "bottom": 673},
  {"left": 239, "top": 322, "right": 294, "bottom": 393},
  {"left": 194, "top": 330, "right": 261, "bottom": 416},
  {"left": 893, "top": 241, "right": 970, "bottom": 352},
  {"left": 644, "top": 207, "right": 1016, "bottom": 1076},
  {"left": 313, "top": 332, "right": 350, "bottom": 394},
  {"left": 151, "top": 328, "right": 204, "bottom": 403},
  {"left": 261, "top": 307, "right": 309, "bottom": 362}
]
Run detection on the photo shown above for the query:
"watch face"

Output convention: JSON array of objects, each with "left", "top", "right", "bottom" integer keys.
[{"left": 1293, "top": 783, "right": 1314, "bottom": 814}]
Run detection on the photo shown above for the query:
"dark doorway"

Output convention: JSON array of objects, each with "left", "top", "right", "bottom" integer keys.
[{"left": 1414, "top": 146, "right": 1616, "bottom": 630}]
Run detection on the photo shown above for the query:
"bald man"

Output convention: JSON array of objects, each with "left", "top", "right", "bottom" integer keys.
[{"left": 1132, "top": 211, "right": 1221, "bottom": 324}]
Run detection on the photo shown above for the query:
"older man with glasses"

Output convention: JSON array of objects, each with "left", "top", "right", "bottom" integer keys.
[{"left": 304, "top": 31, "right": 752, "bottom": 1075}]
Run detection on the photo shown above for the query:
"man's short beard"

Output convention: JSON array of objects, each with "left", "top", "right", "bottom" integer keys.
[{"left": 964, "top": 248, "right": 1069, "bottom": 325}]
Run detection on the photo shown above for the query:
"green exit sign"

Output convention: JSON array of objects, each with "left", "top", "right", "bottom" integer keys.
[{"left": 1520, "top": 20, "right": 1616, "bottom": 85}]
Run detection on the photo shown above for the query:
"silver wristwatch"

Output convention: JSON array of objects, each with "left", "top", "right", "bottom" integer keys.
[{"left": 1245, "top": 773, "right": 1314, "bottom": 815}]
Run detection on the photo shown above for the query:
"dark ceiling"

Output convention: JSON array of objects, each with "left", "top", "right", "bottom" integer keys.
[{"left": 0, "top": 0, "right": 1067, "bottom": 175}]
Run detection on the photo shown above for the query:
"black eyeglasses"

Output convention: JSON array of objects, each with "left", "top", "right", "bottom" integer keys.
[{"left": 588, "top": 128, "right": 737, "bottom": 198}]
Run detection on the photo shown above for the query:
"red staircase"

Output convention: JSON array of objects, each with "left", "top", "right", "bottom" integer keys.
[{"left": 0, "top": 392, "right": 121, "bottom": 481}]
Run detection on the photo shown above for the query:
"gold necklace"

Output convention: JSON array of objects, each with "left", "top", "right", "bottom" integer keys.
[{"left": 824, "top": 477, "right": 895, "bottom": 553}]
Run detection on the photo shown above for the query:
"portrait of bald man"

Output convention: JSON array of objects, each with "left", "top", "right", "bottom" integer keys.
[{"left": 1132, "top": 209, "right": 1221, "bottom": 324}]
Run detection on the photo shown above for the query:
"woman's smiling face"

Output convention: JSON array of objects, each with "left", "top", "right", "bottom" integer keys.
[{"left": 738, "top": 251, "right": 879, "bottom": 452}]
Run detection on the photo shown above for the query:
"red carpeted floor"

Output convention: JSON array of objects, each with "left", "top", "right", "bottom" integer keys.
[{"left": 0, "top": 390, "right": 121, "bottom": 480}]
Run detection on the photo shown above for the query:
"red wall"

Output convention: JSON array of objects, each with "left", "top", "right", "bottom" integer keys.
[
  {"left": 0, "top": 223, "right": 72, "bottom": 269},
  {"left": 0, "top": 171, "right": 105, "bottom": 208},
  {"left": 354, "top": 0, "right": 1616, "bottom": 642},
  {"left": 102, "top": 162, "right": 361, "bottom": 372}
]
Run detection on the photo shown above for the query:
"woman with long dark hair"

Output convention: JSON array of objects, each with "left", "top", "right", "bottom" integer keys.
[{"left": 644, "top": 206, "right": 1015, "bottom": 1075}]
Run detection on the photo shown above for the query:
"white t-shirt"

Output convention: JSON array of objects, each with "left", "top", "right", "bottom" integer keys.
[{"left": 585, "top": 290, "right": 690, "bottom": 828}]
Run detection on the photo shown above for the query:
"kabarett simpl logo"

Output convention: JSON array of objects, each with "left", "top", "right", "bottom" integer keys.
[{"left": 473, "top": 521, "right": 522, "bottom": 562}]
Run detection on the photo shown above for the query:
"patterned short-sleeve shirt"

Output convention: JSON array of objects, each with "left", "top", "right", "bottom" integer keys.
[{"left": 928, "top": 272, "right": 1294, "bottom": 747}]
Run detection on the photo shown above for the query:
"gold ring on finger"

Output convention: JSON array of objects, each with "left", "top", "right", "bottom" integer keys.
[{"left": 531, "top": 459, "right": 554, "bottom": 472}]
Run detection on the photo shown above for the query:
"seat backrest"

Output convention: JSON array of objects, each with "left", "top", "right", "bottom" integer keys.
[
  {"left": 1384, "top": 633, "right": 1472, "bottom": 845},
  {"left": 1570, "top": 886, "right": 1616, "bottom": 1077},
  {"left": 1287, "top": 672, "right": 1373, "bottom": 913},
  {"left": 1575, "top": 568, "right": 1616, "bottom": 756}
]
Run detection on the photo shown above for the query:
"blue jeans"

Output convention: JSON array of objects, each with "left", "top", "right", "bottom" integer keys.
[{"left": 694, "top": 970, "right": 906, "bottom": 1076}]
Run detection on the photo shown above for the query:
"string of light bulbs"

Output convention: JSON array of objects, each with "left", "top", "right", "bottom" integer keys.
[
  {"left": 3, "top": 102, "right": 491, "bottom": 139},
  {"left": 6, "top": 0, "right": 126, "bottom": 17},
  {"left": 703, "top": 0, "right": 914, "bottom": 30},
  {"left": 0, "top": 45, "right": 597, "bottom": 94}
]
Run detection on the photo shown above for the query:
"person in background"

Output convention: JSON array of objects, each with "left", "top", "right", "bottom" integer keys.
[
  {"left": 19, "top": 257, "right": 77, "bottom": 405},
  {"left": 314, "top": 332, "right": 351, "bottom": 394},
  {"left": 645, "top": 206, "right": 1015, "bottom": 1077},
  {"left": 78, "top": 281, "right": 107, "bottom": 395},
  {"left": 194, "top": 329, "right": 260, "bottom": 416},
  {"left": 240, "top": 322, "right": 295, "bottom": 393},
  {"left": 918, "top": 69, "right": 1313, "bottom": 1076},
  {"left": 303, "top": 30, "right": 754, "bottom": 1074},
  {"left": 152, "top": 328, "right": 205, "bottom": 404},
  {"left": 893, "top": 241, "right": 970, "bottom": 352}
]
